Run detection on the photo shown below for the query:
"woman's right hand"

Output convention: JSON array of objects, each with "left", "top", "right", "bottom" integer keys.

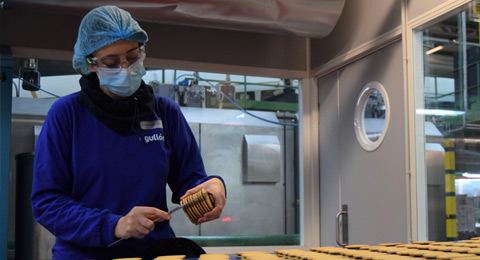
[{"left": 114, "top": 206, "right": 171, "bottom": 240}]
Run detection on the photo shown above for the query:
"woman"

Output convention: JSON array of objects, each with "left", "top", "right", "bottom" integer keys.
[{"left": 31, "top": 6, "right": 226, "bottom": 259}]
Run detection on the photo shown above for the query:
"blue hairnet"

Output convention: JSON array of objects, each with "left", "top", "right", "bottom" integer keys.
[{"left": 72, "top": 6, "right": 148, "bottom": 75}]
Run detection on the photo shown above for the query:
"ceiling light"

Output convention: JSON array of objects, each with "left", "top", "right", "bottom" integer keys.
[
  {"left": 416, "top": 109, "right": 465, "bottom": 116},
  {"left": 462, "top": 172, "right": 480, "bottom": 178},
  {"left": 426, "top": 45, "right": 444, "bottom": 55}
]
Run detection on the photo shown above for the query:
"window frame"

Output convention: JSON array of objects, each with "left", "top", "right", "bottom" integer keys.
[{"left": 405, "top": 0, "right": 475, "bottom": 242}]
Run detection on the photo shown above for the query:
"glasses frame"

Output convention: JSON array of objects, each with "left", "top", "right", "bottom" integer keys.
[{"left": 86, "top": 45, "right": 146, "bottom": 69}]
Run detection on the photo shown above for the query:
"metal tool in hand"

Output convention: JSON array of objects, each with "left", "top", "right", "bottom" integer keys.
[{"left": 107, "top": 192, "right": 209, "bottom": 247}]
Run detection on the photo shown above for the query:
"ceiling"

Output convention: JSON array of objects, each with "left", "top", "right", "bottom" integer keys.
[{"left": 8, "top": 0, "right": 346, "bottom": 38}]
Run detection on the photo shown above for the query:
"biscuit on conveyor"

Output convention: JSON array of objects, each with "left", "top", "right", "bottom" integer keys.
[
  {"left": 343, "top": 249, "right": 359, "bottom": 257},
  {"left": 378, "top": 243, "right": 402, "bottom": 247},
  {"left": 416, "top": 245, "right": 434, "bottom": 250},
  {"left": 368, "top": 254, "right": 393, "bottom": 260},
  {"left": 312, "top": 246, "right": 344, "bottom": 255},
  {"left": 152, "top": 256, "right": 186, "bottom": 260},
  {"left": 368, "top": 246, "right": 386, "bottom": 252},
  {"left": 456, "top": 244, "right": 477, "bottom": 248},
  {"left": 198, "top": 253, "right": 230, "bottom": 260},
  {"left": 428, "top": 246, "right": 447, "bottom": 251},
  {"left": 393, "top": 249, "right": 411, "bottom": 255},
  {"left": 423, "top": 251, "right": 445, "bottom": 259},
  {"left": 351, "top": 251, "right": 373, "bottom": 259},
  {"left": 412, "top": 241, "right": 435, "bottom": 245},
  {"left": 431, "top": 242, "right": 456, "bottom": 246},
  {"left": 469, "top": 248, "right": 480, "bottom": 255},
  {"left": 383, "top": 247, "right": 401, "bottom": 254},
  {"left": 441, "top": 247, "right": 457, "bottom": 252},
  {"left": 462, "top": 241, "right": 480, "bottom": 244},
  {"left": 346, "top": 245, "right": 371, "bottom": 249},
  {"left": 277, "top": 249, "right": 325, "bottom": 260},
  {"left": 454, "top": 257, "right": 480, "bottom": 260},
  {"left": 406, "top": 249, "right": 426, "bottom": 257},
  {"left": 436, "top": 253, "right": 477, "bottom": 260},
  {"left": 235, "top": 251, "right": 281, "bottom": 259},
  {"left": 362, "top": 254, "right": 379, "bottom": 260},
  {"left": 373, "top": 247, "right": 388, "bottom": 253},
  {"left": 310, "top": 246, "right": 335, "bottom": 253},
  {"left": 451, "top": 247, "right": 470, "bottom": 253}
]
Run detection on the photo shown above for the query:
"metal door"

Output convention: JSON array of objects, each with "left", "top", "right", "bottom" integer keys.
[{"left": 319, "top": 40, "right": 408, "bottom": 246}]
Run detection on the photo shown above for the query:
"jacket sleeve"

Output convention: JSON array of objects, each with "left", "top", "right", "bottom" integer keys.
[
  {"left": 163, "top": 99, "right": 226, "bottom": 203},
  {"left": 31, "top": 99, "right": 121, "bottom": 247}
]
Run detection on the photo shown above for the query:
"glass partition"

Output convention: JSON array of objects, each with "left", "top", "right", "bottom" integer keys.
[
  {"left": 417, "top": 1, "right": 480, "bottom": 241},
  {"left": 9, "top": 62, "right": 301, "bottom": 250}
]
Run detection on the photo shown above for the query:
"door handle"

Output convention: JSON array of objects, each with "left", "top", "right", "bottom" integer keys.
[{"left": 336, "top": 204, "right": 348, "bottom": 247}]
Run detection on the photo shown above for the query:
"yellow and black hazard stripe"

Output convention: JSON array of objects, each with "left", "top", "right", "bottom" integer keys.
[{"left": 444, "top": 139, "right": 457, "bottom": 241}]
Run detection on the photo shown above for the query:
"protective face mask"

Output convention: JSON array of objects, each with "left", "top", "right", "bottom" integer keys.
[{"left": 96, "top": 55, "right": 146, "bottom": 97}]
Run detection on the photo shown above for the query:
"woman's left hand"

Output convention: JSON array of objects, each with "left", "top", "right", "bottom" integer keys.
[{"left": 180, "top": 178, "right": 226, "bottom": 224}]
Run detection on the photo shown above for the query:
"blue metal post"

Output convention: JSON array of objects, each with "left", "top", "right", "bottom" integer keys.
[{"left": 0, "top": 46, "right": 13, "bottom": 260}]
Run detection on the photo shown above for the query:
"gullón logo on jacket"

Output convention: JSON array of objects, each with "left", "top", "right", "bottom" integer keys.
[{"left": 144, "top": 133, "right": 165, "bottom": 143}]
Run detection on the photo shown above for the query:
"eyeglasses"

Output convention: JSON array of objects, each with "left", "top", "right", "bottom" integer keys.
[{"left": 86, "top": 45, "right": 145, "bottom": 69}]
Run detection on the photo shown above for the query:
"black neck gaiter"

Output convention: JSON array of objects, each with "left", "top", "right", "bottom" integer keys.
[{"left": 78, "top": 73, "right": 155, "bottom": 136}]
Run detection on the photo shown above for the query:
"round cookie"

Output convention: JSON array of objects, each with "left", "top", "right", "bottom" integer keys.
[
  {"left": 413, "top": 241, "right": 435, "bottom": 245},
  {"left": 378, "top": 243, "right": 402, "bottom": 247},
  {"left": 188, "top": 194, "right": 203, "bottom": 220},
  {"left": 196, "top": 192, "right": 210, "bottom": 215},
  {"left": 346, "top": 245, "right": 370, "bottom": 249},
  {"left": 189, "top": 193, "right": 204, "bottom": 220},
  {"left": 205, "top": 193, "right": 215, "bottom": 210},
  {"left": 183, "top": 195, "right": 198, "bottom": 223}
]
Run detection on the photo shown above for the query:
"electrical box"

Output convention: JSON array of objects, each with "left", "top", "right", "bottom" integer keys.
[{"left": 242, "top": 134, "right": 281, "bottom": 183}]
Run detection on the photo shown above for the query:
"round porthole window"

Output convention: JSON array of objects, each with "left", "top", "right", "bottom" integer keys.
[{"left": 354, "top": 81, "right": 390, "bottom": 151}]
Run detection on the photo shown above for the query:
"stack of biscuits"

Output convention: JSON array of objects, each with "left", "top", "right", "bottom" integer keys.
[{"left": 181, "top": 188, "right": 215, "bottom": 224}]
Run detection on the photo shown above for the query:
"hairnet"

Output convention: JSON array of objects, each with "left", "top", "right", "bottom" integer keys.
[{"left": 72, "top": 6, "right": 148, "bottom": 75}]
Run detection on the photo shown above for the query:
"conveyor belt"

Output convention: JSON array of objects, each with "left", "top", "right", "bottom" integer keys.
[{"left": 118, "top": 238, "right": 480, "bottom": 260}]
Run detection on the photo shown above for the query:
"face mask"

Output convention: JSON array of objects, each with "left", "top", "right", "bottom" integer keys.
[{"left": 96, "top": 55, "right": 146, "bottom": 97}]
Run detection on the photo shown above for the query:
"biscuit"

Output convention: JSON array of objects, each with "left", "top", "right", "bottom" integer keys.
[
  {"left": 346, "top": 245, "right": 370, "bottom": 249},
  {"left": 378, "top": 243, "right": 402, "bottom": 247},
  {"left": 198, "top": 253, "right": 229, "bottom": 260},
  {"left": 153, "top": 256, "right": 186, "bottom": 260},
  {"left": 413, "top": 241, "right": 435, "bottom": 245}
]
